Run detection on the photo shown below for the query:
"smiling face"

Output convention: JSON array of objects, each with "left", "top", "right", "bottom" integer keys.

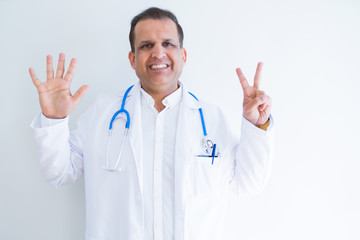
[{"left": 128, "top": 18, "right": 187, "bottom": 96}]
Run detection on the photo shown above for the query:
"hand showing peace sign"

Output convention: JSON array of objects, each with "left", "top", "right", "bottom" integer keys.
[
  {"left": 236, "top": 62, "right": 271, "bottom": 126},
  {"left": 29, "top": 53, "right": 89, "bottom": 119}
]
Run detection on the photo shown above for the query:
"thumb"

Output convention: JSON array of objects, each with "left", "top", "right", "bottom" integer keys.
[
  {"left": 245, "top": 95, "right": 268, "bottom": 111},
  {"left": 72, "top": 85, "right": 89, "bottom": 105}
]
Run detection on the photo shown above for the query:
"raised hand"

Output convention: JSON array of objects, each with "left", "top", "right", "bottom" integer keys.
[
  {"left": 236, "top": 62, "right": 271, "bottom": 126},
  {"left": 29, "top": 53, "right": 89, "bottom": 119}
]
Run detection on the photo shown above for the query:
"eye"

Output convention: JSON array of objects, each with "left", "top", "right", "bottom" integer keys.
[
  {"left": 141, "top": 43, "right": 153, "bottom": 49},
  {"left": 163, "top": 42, "right": 174, "bottom": 47}
]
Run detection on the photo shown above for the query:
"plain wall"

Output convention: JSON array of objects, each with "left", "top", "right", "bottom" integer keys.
[{"left": 1, "top": 0, "right": 359, "bottom": 239}]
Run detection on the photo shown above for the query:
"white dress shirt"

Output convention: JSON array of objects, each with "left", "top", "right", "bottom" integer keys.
[{"left": 140, "top": 86, "right": 182, "bottom": 240}]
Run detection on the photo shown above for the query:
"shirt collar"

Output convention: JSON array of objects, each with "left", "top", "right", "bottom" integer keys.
[
  {"left": 140, "top": 84, "right": 183, "bottom": 110},
  {"left": 140, "top": 87, "right": 155, "bottom": 107},
  {"left": 162, "top": 84, "right": 182, "bottom": 109}
]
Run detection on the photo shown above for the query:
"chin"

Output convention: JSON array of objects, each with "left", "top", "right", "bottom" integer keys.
[
  {"left": 148, "top": 77, "right": 175, "bottom": 86},
  {"left": 143, "top": 79, "right": 177, "bottom": 91}
]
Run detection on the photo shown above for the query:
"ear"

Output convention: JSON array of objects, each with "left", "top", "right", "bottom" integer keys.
[
  {"left": 128, "top": 51, "right": 136, "bottom": 70},
  {"left": 181, "top": 48, "right": 187, "bottom": 63}
]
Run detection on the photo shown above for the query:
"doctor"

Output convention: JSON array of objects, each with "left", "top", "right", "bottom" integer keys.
[{"left": 29, "top": 7, "right": 273, "bottom": 240}]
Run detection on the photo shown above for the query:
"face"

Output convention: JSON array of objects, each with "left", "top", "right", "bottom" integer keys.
[{"left": 128, "top": 18, "right": 187, "bottom": 95}]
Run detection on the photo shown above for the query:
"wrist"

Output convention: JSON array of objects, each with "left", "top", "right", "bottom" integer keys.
[{"left": 256, "top": 118, "right": 270, "bottom": 130}]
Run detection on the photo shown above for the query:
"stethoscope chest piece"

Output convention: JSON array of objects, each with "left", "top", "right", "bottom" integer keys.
[{"left": 201, "top": 136, "right": 214, "bottom": 154}]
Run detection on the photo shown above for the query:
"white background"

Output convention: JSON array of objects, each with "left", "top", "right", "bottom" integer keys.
[{"left": 1, "top": 0, "right": 360, "bottom": 239}]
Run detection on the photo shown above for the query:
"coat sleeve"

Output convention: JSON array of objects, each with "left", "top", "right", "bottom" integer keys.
[
  {"left": 231, "top": 116, "right": 274, "bottom": 194},
  {"left": 30, "top": 103, "right": 97, "bottom": 188}
]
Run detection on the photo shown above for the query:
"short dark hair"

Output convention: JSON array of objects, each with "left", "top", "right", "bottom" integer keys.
[{"left": 129, "top": 7, "right": 184, "bottom": 53}]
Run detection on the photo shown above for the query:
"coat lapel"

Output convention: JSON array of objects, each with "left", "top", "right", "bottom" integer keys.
[
  {"left": 174, "top": 87, "right": 201, "bottom": 240},
  {"left": 126, "top": 82, "right": 144, "bottom": 195}
]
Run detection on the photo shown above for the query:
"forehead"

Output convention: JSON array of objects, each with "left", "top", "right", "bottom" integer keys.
[{"left": 134, "top": 18, "right": 179, "bottom": 43}]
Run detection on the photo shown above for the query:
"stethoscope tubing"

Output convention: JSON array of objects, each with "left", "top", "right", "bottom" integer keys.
[
  {"left": 187, "top": 91, "right": 207, "bottom": 137},
  {"left": 109, "top": 85, "right": 134, "bottom": 130},
  {"left": 104, "top": 85, "right": 215, "bottom": 172}
]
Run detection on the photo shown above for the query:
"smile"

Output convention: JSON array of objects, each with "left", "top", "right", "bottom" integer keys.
[{"left": 149, "top": 64, "right": 169, "bottom": 69}]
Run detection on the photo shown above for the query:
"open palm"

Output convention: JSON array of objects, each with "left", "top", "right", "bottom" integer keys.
[{"left": 29, "top": 53, "right": 89, "bottom": 119}]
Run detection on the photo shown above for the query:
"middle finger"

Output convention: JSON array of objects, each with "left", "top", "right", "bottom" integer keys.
[
  {"left": 46, "top": 55, "right": 54, "bottom": 80},
  {"left": 55, "top": 53, "right": 66, "bottom": 79},
  {"left": 253, "top": 62, "right": 263, "bottom": 89}
]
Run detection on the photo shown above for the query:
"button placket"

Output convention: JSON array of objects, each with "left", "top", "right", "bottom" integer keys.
[{"left": 153, "top": 111, "right": 165, "bottom": 240}]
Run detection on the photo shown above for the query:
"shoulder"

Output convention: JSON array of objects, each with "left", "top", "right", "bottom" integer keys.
[
  {"left": 183, "top": 89, "right": 226, "bottom": 128},
  {"left": 94, "top": 91, "right": 123, "bottom": 107},
  {"left": 188, "top": 94, "right": 223, "bottom": 117},
  {"left": 79, "top": 86, "right": 133, "bottom": 123},
  {"left": 182, "top": 84, "right": 222, "bottom": 115},
  {"left": 92, "top": 84, "right": 136, "bottom": 109}
]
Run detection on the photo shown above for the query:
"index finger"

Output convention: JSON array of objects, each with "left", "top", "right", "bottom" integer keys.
[
  {"left": 236, "top": 67, "right": 250, "bottom": 90},
  {"left": 253, "top": 62, "right": 263, "bottom": 89},
  {"left": 64, "top": 58, "right": 77, "bottom": 82}
]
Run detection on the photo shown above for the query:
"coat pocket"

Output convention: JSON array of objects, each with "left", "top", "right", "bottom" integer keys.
[{"left": 191, "top": 156, "right": 221, "bottom": 196}]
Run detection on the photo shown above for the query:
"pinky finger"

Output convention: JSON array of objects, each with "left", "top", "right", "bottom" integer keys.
[{"left": 29, "top": 68, "right": 42, "bottom": 88}]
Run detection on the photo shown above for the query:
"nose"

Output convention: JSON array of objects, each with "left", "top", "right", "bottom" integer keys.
[{"left": 151, "top": 44, "right": 166, "bottom": 59}]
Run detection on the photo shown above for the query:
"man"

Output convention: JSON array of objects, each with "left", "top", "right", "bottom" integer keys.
[{"left": 29, "top": 7, "right": 273, "bottom": 240}]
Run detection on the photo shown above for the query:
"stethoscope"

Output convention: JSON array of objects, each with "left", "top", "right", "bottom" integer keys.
[{"left": 103, "top": 85, "right": 217, "bottom": 172}]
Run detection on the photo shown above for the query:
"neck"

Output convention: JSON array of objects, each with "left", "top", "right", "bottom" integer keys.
[{"left": 140, "top": 82, "right": 180, "bottom": 112}]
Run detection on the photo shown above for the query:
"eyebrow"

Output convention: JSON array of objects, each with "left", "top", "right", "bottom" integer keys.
[
  {"left": 138, "top": 40, "right": 152, "bottom": 45},
  {"left": 138, "top": 39, "right": 175, "bottom": 45}
]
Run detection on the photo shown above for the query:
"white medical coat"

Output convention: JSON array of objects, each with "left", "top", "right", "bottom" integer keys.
[{"left": 31, "top": 82, "right": 273, "bottom": 240}]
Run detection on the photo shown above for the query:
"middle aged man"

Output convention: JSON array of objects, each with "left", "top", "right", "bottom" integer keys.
[{"left": 30, "top": 7, "right": 273, "bottom": 240}]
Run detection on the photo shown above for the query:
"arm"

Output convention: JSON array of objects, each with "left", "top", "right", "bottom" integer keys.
[
  {"left": 29, "top": 53, "right": 89, "bottom": 187},
  {"left": 233, "top": 116, "right": 274, "bottom": 193},
  {"left": 232, "top": 62, "right": 274, "bottom": 193}
]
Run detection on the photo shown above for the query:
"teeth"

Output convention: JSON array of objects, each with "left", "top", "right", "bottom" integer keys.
[{"left": 150, "top": 64, "right": 168, "bottom": 69}]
